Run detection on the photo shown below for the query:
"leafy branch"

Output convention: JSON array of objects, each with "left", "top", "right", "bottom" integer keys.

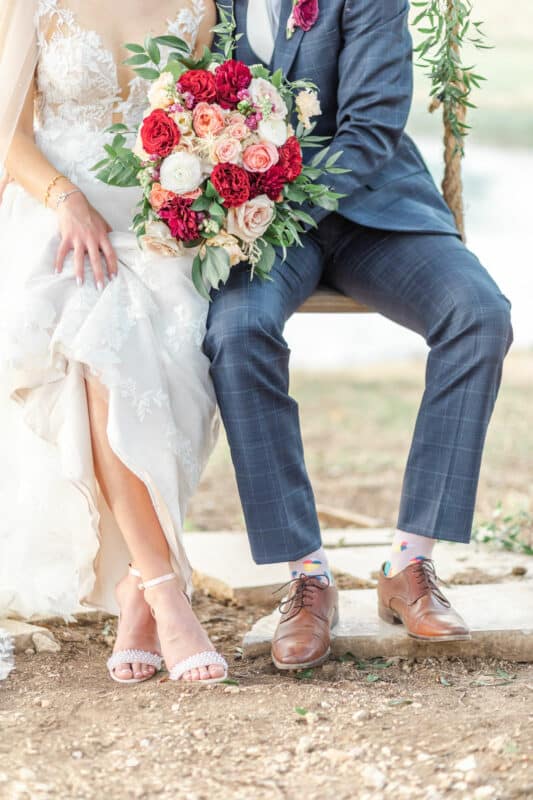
[{"left": 412, "top": 0, "right": 491, "bottom": 153}]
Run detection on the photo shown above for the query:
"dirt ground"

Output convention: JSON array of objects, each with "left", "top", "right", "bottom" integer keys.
[{"left": 1, "top": 597, "right": 532, "bottom": 800}]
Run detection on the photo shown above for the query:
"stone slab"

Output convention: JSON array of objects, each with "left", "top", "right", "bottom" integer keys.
[
  {"left": 243, "top": 584, "right": 533, "bottom": 661},
  {"left": 184, "top": 530, "right": 530, "bottom": 606},
  {"left": 0, "top": 619, "right": 60, "bottom": 654},
  {"left": 184, "top": 529, "right": 394, "bottom": 605}
]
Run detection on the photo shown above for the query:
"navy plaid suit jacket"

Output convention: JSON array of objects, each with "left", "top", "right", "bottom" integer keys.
[{"left": 219, "top": 0, "right": 458, "bottom": 235}]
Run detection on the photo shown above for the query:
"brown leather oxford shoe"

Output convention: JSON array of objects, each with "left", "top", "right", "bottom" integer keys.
[
  {"left": 271, "top": 575, "right": 339, "bottom": 670},
  {"left": 377, "top": 559, "right": 471, "bottom": 642}
]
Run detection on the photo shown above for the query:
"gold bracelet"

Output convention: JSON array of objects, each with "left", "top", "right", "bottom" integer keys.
[{"left": 44, "top": 174, "right": 67, "bottom": 208}]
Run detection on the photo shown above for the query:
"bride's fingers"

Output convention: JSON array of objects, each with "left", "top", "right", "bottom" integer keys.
[
  {"left": 87, "top": 242, "right": 105, "bottom": 291},
  {"left": 55, "top": 238, "right": 71, "bottom": 274},
  {"left": 73, "top": 242, "right": 85, "bottom": 286},
  {"left": 100, "top": 236, "right": 118, "bottom": 280}
]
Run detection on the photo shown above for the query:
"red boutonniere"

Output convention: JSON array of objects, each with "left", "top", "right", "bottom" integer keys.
[{"left": 286, "top": 0, "right": 319, "bottom": 39}]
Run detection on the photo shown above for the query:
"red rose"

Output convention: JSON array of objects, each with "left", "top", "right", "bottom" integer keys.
[
  {"left": 178, "top": 69, "right": 217, "bottom": 105},
  {"left": 211, "top": 163, "right": 251, "bottom": 208},
  {"left": 278, "top": 136, "right": 303, "bottom": 182},
  {"left": 215, "top": 59, "right": 252, "bottom": 109},
  {"left": 141, "top": 109, "right": 180, "bottom": 158},
  {"left": 158, "top": 197, "right": 201, "bottom": 242},
  {"left": 293, "top": 0, "right": 319, "bottom": 32},
  {"left": 250, "top": 165, "right": 287, "bottom": 201}
]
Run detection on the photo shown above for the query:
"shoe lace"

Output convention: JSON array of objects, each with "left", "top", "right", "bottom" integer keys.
[
  {"left": 274, "top": 574, "right": 330, "bottom": 621},
  {"left": 413, "top": 559, "right": 450, "bottom": 606}
]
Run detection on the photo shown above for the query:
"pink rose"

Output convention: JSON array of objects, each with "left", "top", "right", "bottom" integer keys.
[
  {"left": 293, "top": 0, "right": 319, "bottom": 32},
  {"left": 192, "top": 102, "right": 225, "bottom": 138},
  {"left": 227, "top": 194, "right": 275, "bottom": 243},
  {"left": 242, "top": 141, "right": 279, "bottom": 173},
  {"left": 213, "top": 137, "right": 242, "bottom": 164}
]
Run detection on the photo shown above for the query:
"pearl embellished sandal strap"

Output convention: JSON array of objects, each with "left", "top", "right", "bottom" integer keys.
[
  {"left": 138, "top": 572, "right": 177, "bottom": 591},
  {"left": 169, "top": 651, "right": 228, "bottom": 682},
  {"left": 107, "top": 650, "right": 163, "bottom": 671}
]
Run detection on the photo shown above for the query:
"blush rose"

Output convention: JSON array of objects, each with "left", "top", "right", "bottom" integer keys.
[
  {"left": 227, "top": 195, "right": 275, "bottom": 243},
  {"left": 242, "top": 141, "right": 279, "bottom": 173}
]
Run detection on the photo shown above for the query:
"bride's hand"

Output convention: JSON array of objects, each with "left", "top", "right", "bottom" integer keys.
[{"left": 55, "top": 192, "right": 118, "bottom": 288}]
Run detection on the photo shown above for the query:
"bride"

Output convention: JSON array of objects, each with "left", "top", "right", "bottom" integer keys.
[{"left": 0, "top": 0, "right": 229, "bottom": 684}]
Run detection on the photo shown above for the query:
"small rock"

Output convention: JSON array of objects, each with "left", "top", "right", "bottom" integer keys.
[
  {"left": 455, "top": 755, "right": 477, "bottom": 773},
  {"left": 303, "top": 712, "right": 318, "bottom": 726},
  {"left": 32, "top": 633, "right": 60, "bottom": 654},
  {"left": 474, "top": 787, "right": 496, "bottom": 799},
  {"left": 245, "top": 746, "right": 260, "bottom": 756},
  {"left": 324, "top": 748, "right": 351, "bottom": 766},
  {"left": 25, "top": 648, "right": 35, "bottom": 655},
  {"left": 511, "top": 565, "right": 527, "bottom": 576},
  {"left": 223, "top": 685, "right": 240, "bottom": 694},
  {"left": 488, "top": 735, "right": 506, "bottom": 754},
  {"left": 353, "top": 710, "right": 371, "bottom": 722},
  {"left": 295, "top": 736, "right": 314, "bottom": 755},
  {"left": 192, "top": 728, "right": 207, "bottom": 740},
  {"left": 71, "top": 751, "right": 83, "bottom": 760},
  {"left": 18, "top": 768, "right": 35, "bottom": 781},
  {"left": 0, "top": 773, "right": 8, "bottom": 783},
  {"left": 361, "top": 765, "right": 387, "bottom": 790},
  {"left": 171, "top": 703, "right": 181, "bottom": 712},
  {"left": 125, "top": 757, "right": 139, "bottom": 768},
  {"left": 140, "top": 739, "right": 150, "bottom": 748},
  {"left": 417, "top": 752, "right": 433, "bottom": 762},
  {"left": 40, "top": 698, "right": 51, "bottom": 709}
]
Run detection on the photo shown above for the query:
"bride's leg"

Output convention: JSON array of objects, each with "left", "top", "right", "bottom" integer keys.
[{"left": 85, "top": 376, "right": 224, "bottom": 682}]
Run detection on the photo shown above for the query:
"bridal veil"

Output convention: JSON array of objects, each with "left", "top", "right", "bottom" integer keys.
[{"left": 0, "top": 0, "right": 38, "bottom": 165}]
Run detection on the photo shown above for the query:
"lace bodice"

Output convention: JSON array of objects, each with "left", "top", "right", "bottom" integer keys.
[{"left": 35, "top": 0, "right": 206, "bottom": 136}]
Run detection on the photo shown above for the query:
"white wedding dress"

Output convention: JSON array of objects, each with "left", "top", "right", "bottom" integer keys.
[{"left": 0, "top": 0, "right": 218, "bottom": 619}]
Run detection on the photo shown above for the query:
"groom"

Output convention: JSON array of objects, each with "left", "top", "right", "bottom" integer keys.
[{"left": 206, "top": 0, "right": 513, "bottom": 668}]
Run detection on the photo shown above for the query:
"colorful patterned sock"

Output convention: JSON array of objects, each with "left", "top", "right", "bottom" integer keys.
[
  {"left": 383, "top": 530, "right": 436, "bottom": 578},
  {"left": 289, "top": 547, "right": 333, "bottom": 585}
]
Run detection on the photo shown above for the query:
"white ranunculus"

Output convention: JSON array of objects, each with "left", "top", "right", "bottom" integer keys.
[
  {"left": 249, "top": 78, "right": 288, "bottom": 120},
  {"left": 159, "top": 151, "right": 203, "bottom": 195},
  {"left": 257, "top": 118, "right": 288, "bottom": 147}
]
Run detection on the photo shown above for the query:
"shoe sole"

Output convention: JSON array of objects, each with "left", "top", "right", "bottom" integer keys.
[
  {"left": 272, "top": 647, "right": 332, "bottom": 671},
  {"left": 378, "top": 607, "right": 471, "bottom": 642}
]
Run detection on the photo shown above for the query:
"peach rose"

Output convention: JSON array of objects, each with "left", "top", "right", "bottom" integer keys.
[
  {"left": 148, "top": 71, "right": 176, "bottom": 110},
  {"left": 225, "top": 121, "right": 249, "bottom": 141},
  {"left": 181, "top": 187, "right": 203, "bottom": 201},
  {"left": 206, "top": 230, "right": 246, "bottom": 267},
  {"left": 150, "top": 182, "right": 177, "bottom": 212},
  {"left": 213, "top": 137, "right": 242, "bottom": 164},
  {"left": 192, "top": 102, "right": 225, "bottom": 138},
  {"left": 242, "top": 141, "right": 279, "bottom": 173},
  {"left": 141, "top": 221, "right": 182, "bottom": 257},
  {"left": 227, "top": 194, "right": 275, "bottom": 243}
]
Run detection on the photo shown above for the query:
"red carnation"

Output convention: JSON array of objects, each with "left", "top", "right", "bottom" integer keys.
[
  {"left": 250, "top": 164, "right": 287, "bottom": 201},
  {"left": 293, "top": 0, "right": 319, "bottom": 32},
  {"left": 278, "top": 136, "right": 303, "bottom": 182},
  {"left": 211, "top": 163, "right": 251, "bottom": 208},
  {"left": 158, "top": 197, "right": 201, "bottom": 242},
  {"left": 141, "top": 109, "right": 180, "bottom": 158},
  {"left": 178, "top": 69, "right": 217, "bottom": 105},
  {"left": 215, "top": 59, "right": 252, "bottom": 109}
]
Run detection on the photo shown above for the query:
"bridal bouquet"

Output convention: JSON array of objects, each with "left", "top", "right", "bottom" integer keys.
[{"left": 93, "top": 11, "right": 345, "bottom": 298}]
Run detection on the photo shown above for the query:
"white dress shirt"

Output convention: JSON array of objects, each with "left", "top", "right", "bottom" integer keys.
[{"left": 247, "top": 0, "right": 282, "bottom": 64}]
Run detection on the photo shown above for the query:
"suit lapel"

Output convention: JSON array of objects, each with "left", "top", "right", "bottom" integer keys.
[{"left": 271, "top": 0, "right": 305, "bottom": 74}]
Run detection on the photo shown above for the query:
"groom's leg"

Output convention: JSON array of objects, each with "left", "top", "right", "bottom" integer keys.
[
  {"left": 323, "top": 221, "right": 513, "bottom": 544},
  {"left": 323, "top": 220, "right": 512, "bottom": 639},
  {"left": 204, "top": 233, "right": 324, "bottom": 564}
]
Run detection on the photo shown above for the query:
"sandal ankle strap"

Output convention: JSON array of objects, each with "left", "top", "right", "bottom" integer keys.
[{"left": 138, "top": 572, "right": 177, "bottom": 591}]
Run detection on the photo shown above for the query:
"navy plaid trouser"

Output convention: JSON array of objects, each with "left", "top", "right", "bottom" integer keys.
[{"left": 204, "top": 216, "right": 513, "bottom": 563}]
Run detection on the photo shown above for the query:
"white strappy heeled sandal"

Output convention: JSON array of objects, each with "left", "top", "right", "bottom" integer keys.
[
  {"left": 139, "top": 571, "right": 228, "bottom": 686},
  {"left": 106, "top": 565, "right": 163, "bottom": 685}
]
